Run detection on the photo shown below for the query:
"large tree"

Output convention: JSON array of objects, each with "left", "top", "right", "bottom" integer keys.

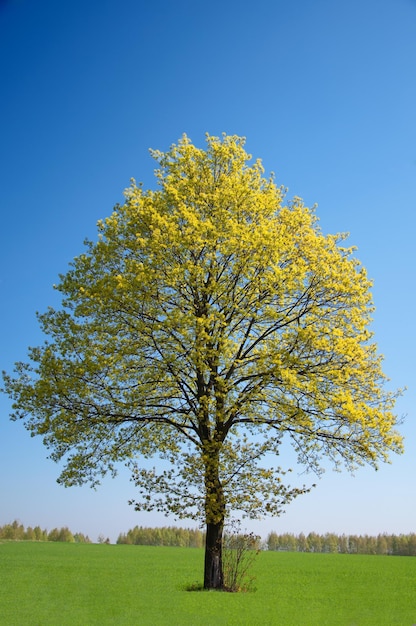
[{"left": 3, "top": 134, "right": 403, "bottom": 589}]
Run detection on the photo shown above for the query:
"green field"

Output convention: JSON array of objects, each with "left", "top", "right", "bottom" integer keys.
[{"left": 1, "top": 542, "right": 415, "bottom": 625}]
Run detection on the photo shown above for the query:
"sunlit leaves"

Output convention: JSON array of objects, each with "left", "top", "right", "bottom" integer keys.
[{"left": 3, "top": 133, "right": 403, "bottom": 525}]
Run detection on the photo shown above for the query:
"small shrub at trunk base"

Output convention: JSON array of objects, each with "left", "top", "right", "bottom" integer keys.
[{"left": 222, "top": 525, "right": 261, "bottom": 592}]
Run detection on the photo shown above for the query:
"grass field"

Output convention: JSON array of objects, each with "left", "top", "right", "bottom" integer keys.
[{"left": 1, "top": 542, "right": 415, "bottom": 625}]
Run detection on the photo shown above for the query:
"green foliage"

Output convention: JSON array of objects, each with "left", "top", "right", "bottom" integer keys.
[
  {"left": 266, "top": 531, "right": 416, "bottom": 555},
  {"left": 48, "top": 526, "right": 74, "bottom": 542},
  {"left": 0, "top": 520, "right": 91, "bottom": 543},
  {"left": 116, "top": 525, "right": 204, "bottom": 547},
  {"left": 1, "top": 543, "right": 416, "bottom": 625},
  {"left": 73, "top": 532, "right": 92, "bottom": 543}
]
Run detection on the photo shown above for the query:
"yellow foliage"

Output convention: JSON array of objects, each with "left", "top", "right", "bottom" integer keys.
[{"left": 4, "top": 133, "right": 403, "bottom": 523}]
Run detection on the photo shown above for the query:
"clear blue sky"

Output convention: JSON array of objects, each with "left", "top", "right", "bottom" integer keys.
[{"left": 1, "top": 0, "right": 415, "bottom": 543}]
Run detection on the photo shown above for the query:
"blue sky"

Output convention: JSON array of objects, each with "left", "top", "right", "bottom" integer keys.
[{"left": 1, "top": 0, "right": 415, "bottom": 543}]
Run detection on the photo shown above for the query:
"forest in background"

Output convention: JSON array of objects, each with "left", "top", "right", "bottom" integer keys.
[
  {"left": 265, "top": 531, "right": 416, "bottom": 556},
  {"left": 0, "top": 520, "right": 91, "bottom": 543},
  {"left": 2, "top": 521, "right": 415, "bottom": 556}
]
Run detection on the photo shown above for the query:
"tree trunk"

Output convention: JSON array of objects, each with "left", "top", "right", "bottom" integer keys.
[
  {"left": 203, "top": 441, "right": 226, "bottom": 589},
  {"left": 204, "top": 520, "right": 224, "bottom": 589}
]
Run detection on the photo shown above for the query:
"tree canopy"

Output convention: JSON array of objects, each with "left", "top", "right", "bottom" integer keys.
[{"left": 3, "top": 133, "right": 403, "bottom": 588}]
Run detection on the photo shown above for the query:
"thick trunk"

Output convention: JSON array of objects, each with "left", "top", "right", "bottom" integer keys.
[
  {"left": 203, "top": 441, "right": 226, "bottom": 589},
  {"left": 204, "top": 520, "right": 224, "bottom": 589}
]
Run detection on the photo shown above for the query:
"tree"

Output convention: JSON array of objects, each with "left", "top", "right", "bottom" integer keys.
[
  {"left": 297, "top": 532, "right": 308, "bottom": 552},
  {"left": 33, "top": 526, "right": 47, "bottom": 541},
  {"left": 267, "top": 531, "right": 279, "bottom": 551},
  {"left": 2, "top": 134, "right": 403, "bottom": 589}
]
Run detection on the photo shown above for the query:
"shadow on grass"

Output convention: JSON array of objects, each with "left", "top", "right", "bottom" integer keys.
[
  {"left": 183, "top": 582, "right": 212, "bottom": 592},
  {"left": 183, "top": 582, "right": 256, "bottom": 593}
]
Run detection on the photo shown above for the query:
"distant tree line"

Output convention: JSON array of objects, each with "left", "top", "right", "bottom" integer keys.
[
  {"left": 266, "top": 532, "right": 416, "bottom": 556},
  {"left": 117, "top": 527, "right": 416, "bottom": 555},
  {"left": 0, "top": 520, "right": 91, "bottom": 543},
  {"left": 116, "top": 526, "right": 205, "bottom": 547},
  {"left": 3, "top": 521, "right": 414, "bottom": 555}
]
